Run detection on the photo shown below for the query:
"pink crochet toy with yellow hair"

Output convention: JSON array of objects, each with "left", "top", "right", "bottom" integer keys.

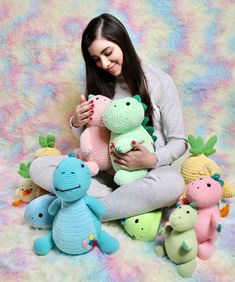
[
  {"left": 185, "top": 174, "right": 223, "bottom": 260},
  {"left": 74, "top": 95, "right": 112, "bottom": 176}
]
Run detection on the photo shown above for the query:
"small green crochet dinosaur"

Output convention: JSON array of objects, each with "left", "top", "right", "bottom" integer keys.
[
  {"left": 155, "top": 204, "right": 198, "bottom": 277},
  {"left": 102, "top": 95, "right": 156, "bottom": 185}
]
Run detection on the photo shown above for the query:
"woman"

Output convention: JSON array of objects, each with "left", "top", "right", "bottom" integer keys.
[{"left": 30, "top": 13, "right": 187, "bottom": 222}]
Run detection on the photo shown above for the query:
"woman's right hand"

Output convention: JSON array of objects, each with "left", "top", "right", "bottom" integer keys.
[{"left": 72, "top": 94, "right": 94, "bottom": 127}]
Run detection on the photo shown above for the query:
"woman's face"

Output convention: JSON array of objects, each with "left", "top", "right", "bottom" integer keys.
[{"left": 88, "top": 37, "right": 123, "bottom": 76}]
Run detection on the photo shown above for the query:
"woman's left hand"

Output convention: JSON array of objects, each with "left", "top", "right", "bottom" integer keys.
[{"left": 111, "top": 141, "right": 157, "bottom": 170}]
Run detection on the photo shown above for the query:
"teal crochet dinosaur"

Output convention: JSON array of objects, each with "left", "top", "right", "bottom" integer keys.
[
  {"left": 33, "top": 153, "right": 119, "bottom": 255},
  {"left": 102, "top": 95, "right": 156, "bottom": 185}
]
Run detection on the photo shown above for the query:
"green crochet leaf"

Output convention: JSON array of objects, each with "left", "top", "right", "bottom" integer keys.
[
  {"left": 189, "top": 148, "right": 202, "bottom": 156},
  {"left": 201, "top": 135, "right": 217, "bottom": 155},
  {"left": 188, "top": 135, "right": 201, "bottom": 150},
  {"left": 19, "top": 163, "right": 27, "bottom": 171},
  {"left": 18, "top": 162, "right": 31, "bottom": 178},
  {"left": 27, "top": 162, "right": 32, "bottom": 170},
  {"left": 39, "top": 136, "right": 48, "bottom": 148},
  {"left": 47, "top": 135, "right": 56, "bottom": 148},
  {"left": 188, "top": 135, "right": 217, "bottom": 156},
  {"left": 196, "top": 136, "right": 204, "bottom": 147},
  {"left": 203, "top": 148, "right": 216, "bottom": 156}
]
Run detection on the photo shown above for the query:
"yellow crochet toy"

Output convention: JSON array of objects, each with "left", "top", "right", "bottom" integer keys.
[
  {"left": 13, "top": 135, "right": 61, "bottom": 206},
  {"left": 12, "top": 162, "right": 47, "bottom": 206},
  {"left": 35, "top": 135, "right": 61, "bottom": 158},
  {"left": 180, "top": 135, "right": 235, "bottom": 216}
]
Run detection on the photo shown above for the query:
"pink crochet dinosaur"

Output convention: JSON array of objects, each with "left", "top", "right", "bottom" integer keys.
[
  {"left": 185, "top": 174, "right": 223, "bottom": 260},
  {"left": 74, "top": 94, "right": 112, "bottom": 176}
]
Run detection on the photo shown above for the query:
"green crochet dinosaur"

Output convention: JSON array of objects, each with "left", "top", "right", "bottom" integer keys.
[
  {"left": 155, "top": 203, "right": 198, "bottom": 277},
  {"left": 102, "top": 95, "right": 156, "bottom": 185}
]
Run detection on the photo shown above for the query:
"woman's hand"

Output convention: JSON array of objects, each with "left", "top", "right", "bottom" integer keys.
[
  {"left": 72, "top": 94, "right": 94, "bottom": 127},
  {"left": 111, "top": 141, "right": 157, "bottom": 170}
]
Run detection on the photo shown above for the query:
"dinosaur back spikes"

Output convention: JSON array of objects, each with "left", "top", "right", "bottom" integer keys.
[
  {"left": 132, "top": 95, "right": 157, "bottom": 143},
  {"left": 142, "top": 116, "right": 149, "bottom": 126},
  {"left": 133, "top": 95, "right": 148, "bottom": 112}
]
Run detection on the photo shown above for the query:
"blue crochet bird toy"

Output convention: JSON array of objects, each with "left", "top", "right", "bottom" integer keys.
[{"left": 33, "top": 153, "right": 119, "bottom": 255}]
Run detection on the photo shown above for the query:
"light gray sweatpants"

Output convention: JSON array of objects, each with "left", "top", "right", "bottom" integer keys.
[{"left": 29, "top": 156, "right": 184, "bottom": 222}]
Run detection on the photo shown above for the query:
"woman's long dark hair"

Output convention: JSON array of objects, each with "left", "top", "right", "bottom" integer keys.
[{"left": 81, "top": 13, "right": 153, "bottom": 122}]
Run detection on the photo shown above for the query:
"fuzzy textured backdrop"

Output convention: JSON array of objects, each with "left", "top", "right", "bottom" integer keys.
[{"left": 1, "top": 1, "right": 235, "bottom": 281}]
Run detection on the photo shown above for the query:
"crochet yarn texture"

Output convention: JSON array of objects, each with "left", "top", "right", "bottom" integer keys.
[
  {"left": 102, "top": 95, "right": 155, "bottom": 185},
  {"left": 33, "top": 154, "right": 119, "bottom": 255},
  {"left": 155, "top": 204, "right": 198, "bottom": 278},
  {"left": 185, "top": 174, "right": 223, "bottom": 260},
  {"left": 75, "top": 94, "right": 112, "bottom": 176}
]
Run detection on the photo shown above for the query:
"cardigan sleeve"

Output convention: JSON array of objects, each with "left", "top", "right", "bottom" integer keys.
[
  {"left": 151, "top": 72, "right": 188, "bottom": 167},
  {"left": 69, "top": 116, "right": 84, "bottom": 140}
]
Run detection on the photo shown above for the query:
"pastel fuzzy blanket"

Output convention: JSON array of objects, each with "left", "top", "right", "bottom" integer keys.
[{"left": 1, "top": 1, "right": 235, "bottom": 281}]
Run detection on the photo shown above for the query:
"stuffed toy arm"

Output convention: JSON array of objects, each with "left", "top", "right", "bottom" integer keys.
[
  {"left": 158, "top": 224, "right": 172, "bottom": 238},
  {"left": 84, "top": 195, "right": 106, "bottom": 219},
  {"left": 113, "top": 140, "right": 132, "bottom": 154},
  {"left": 211, "top": 213, "right": 222, "bottom": 232},
  {"left": 48, "top": 198, "right": 61, "bottom": 216},
  {"left": 181, "top": 240, "right": 192, "bottom": 252},
  {"left": 114, "top": 138, "right": 143, "bottom": 154},
  {"left": 80, "top": 129, "right": 93, "bottom": 157}
]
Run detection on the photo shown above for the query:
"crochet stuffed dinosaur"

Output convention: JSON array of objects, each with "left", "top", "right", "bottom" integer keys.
[
  {"left": 184, "top": 174, "right": 223, "bottom": 260},
  {"left": 74, "top": 94, "right": 112, "bottom": 176},
  {"left": 181, "top": 135, "right": 235, "bottom": 217},
  {"left": 33, "top": 153, "right": 119, "bottom": 255},
  {"left": 102, "top": 95, "right": 156, "bottom": 186},
  {"left": 155, "top": 204, "right": 198, "bottom": 278}
]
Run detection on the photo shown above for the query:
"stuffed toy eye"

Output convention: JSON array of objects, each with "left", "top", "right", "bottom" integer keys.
[{"left": 126, "top": 102, "right": 130, "bottom": 106}]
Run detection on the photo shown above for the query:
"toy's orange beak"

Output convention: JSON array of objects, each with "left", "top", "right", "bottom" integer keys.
[{"left": 23, "top": 189, "right": 31, "bottom": 195}]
